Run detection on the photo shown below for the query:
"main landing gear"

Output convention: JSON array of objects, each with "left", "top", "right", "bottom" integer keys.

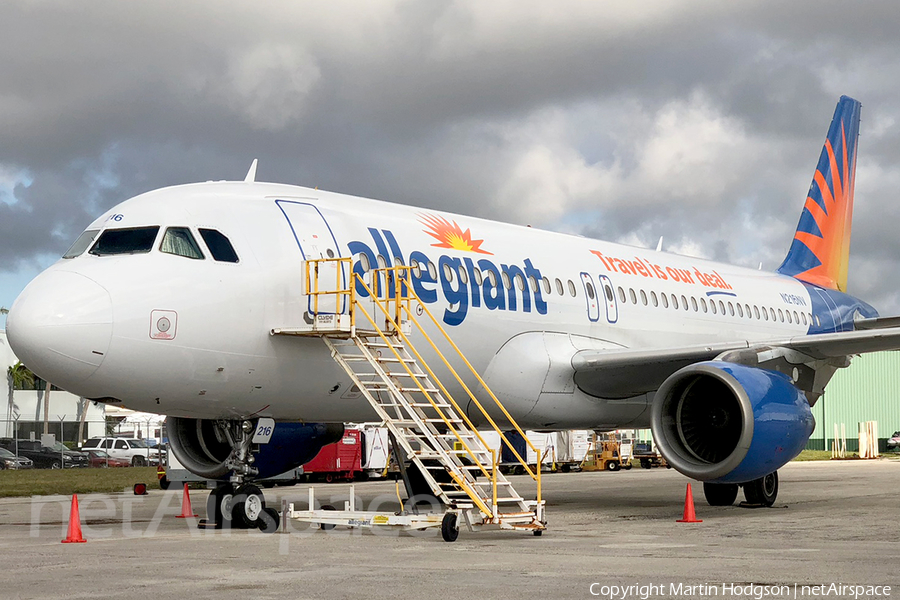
[
  {"left": 200, "top": 420, "right": 280, "bottom": 533},
  {"left": 702, "top": 471, "right": 779, "bottom": 508}
]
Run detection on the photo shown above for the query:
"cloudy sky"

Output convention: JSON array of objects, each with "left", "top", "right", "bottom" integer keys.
[{"left": 2, "top": 1, "right": 900, "bottom": 326}]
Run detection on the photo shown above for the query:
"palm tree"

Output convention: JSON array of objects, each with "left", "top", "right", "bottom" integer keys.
[{"left": 6, "top": 361, "right": 33, "bottom": 438}]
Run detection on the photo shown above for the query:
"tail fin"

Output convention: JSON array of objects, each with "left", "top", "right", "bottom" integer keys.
[{"left": 777, "top": 95, "right": 861, "bottom": 292}]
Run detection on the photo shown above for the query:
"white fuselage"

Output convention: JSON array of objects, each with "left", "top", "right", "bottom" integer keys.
[{"left": 7, "top": 181, "right": 818, "bottom": 429}]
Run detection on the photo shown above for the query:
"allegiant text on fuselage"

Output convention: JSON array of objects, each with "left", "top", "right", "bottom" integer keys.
[{"left": 348, "top": 228, "right": 548, "bottom": 326}]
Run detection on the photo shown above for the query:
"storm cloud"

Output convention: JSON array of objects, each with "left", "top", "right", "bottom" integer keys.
[{"left": 1, "top": 1, "right": 899, "bottom": 313}]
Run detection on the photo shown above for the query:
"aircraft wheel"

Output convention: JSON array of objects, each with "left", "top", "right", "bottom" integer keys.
[
  {"left": 257, "top": 507, "right": 281, "bottom": 534},
  {"left": 743, "top": 471, "right": 778, "bottom": 507},
  {"left": 233, "top": 484, "right": 265, "bottom": 528},
  {"left": 207, "top": 485, "right": 233, "bottom": 528},
  {"left": 441, "top": 512, "right": 459, "bottom": 542},
  {"left": 703, "top": 482, "right": 739, "bottom": 506}
]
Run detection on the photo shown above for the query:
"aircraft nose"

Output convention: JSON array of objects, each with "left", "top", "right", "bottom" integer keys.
[{"left": 6, "top": 270, "right": 113, "bottom": 386}]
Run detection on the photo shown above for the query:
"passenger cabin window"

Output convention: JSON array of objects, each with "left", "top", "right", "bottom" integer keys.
[
  {"left": 198, "top": 229, "right": 239, "bottom": 263},
  {"left": 160, "top": 227, "right": 204, "bottom": 259},
  {"left": 63, "top": 229, "right": 100, "bottom": 258},
  {"left": 90, "top": 226, "right": 160, "bottom": 256}
]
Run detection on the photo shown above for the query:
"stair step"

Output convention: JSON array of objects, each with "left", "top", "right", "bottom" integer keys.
[
  {"left": 363, "top": 342, "right": 405, "bottom": 349},
  {"left": 385, "top": 372, "right": 429, "bottom": 378}
]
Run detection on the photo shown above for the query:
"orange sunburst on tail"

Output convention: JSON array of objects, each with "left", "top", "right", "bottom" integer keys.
[
  {"left": 419, "top": 214, "right": 493, "bottom": 255},
  {"left": 777, "top": 96, "right": 861, "bottom": 292}
]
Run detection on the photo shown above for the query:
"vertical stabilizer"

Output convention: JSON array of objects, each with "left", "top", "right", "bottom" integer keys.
[{"left": 777, "top": 96, "right": 861, "bottom": 292}]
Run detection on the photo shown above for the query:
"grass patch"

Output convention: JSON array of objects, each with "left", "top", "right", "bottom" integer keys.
[
  {"left": 0, "top": 467, "right": 161, "bottom": 498},
  {"left": 793, "top": 450, "right": 860, "bottom": 461}
]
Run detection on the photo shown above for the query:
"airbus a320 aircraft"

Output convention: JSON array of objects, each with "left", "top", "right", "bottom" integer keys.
[{"left": 7, "top": 96, "right": 900, "bottom": 528}]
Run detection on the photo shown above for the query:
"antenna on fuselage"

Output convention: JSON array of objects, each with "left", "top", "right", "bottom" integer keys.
[
  {"left": 244, "top": 159, "right": 259, "bottom": 183},
  {"left": 655, "top": 236, "right": 663, "bottom": 252}
]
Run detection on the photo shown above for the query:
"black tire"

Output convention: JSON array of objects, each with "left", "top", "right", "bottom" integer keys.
[
  {"left": 132, "top": 456, "right": 146, "bottom": 467},
  {"left": 640, "top": 459, "right": 651, "bottom": 469},
  {"left": 533, "top": 529, "right": 543, "bottom": 537},
  {"left": 743, "top": 471, "right": 778, "bottom": 507},
  {"left": 606, "top": 461, "right": 619, "bottom": 472},
  {"left": 257, "top": 507, "right": 281, "bottom": 534},
  {"left": 703, "top": 482, "right": 739, "bottom": 506},
  {"left": 158, "top": 475, "right": 170, "bottom": 490},
  {"left": 206, "top": 486, "right": 232, "bottom": 529},
  {"left": 622, "top": 463, "right": 632, "bottom": 470},
  {"left": 232, "top": 484, "right": 266, "bottom": 528},
  {"left": 319, "top": 504, "right": 336, "bottom": 530},
  {"left": 51, "top": 461, "right": 61, "bottom": 469},
  {"left": 441, "top": 512, "right": 459, "bottom": 542}
]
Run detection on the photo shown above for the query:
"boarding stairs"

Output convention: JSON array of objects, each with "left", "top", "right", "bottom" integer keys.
[{"left": 272, "top": 258, "right": 545, "bottom": 539}]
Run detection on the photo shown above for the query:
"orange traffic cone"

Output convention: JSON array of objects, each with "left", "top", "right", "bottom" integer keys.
[
  {"left": 676, "top": 483, "right": 702, "bottom": 523},
  {"left": 175, "top": 483, "right": 199, "bottom": 518},
  {"left": 62, "top": 494, "right": 87, "bottom": 543}
]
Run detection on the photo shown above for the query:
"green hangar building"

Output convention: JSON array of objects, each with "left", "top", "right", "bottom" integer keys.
[{"left": 808, "top": 351, "right": 900, "bottom": 452}]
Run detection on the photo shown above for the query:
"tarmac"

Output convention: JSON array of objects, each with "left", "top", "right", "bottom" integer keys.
[{"left": 0, "top": 459, "right": 898, "bottom": 600}]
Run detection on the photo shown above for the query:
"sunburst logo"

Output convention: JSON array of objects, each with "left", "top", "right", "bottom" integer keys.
[{"left": 419, "top": 214, "right": 492, "bottom": 255}]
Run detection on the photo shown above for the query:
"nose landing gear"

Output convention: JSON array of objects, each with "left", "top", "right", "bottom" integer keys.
[{"left": 199, "top": 420, "right": 280, "bottom": 533}]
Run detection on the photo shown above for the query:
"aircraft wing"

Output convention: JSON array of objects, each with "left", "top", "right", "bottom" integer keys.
[{"left": 571, "top": 324, "right": 900, "bottom": 399}]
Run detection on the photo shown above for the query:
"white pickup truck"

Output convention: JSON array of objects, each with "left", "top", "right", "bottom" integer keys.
[{"left": 81, "top": 437, "right": 161, "bottom": 466}]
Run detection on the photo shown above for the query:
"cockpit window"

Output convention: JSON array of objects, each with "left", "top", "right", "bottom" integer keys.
[
  {"left": 199, "top": 229, "right": 239, "bottom": 263},
  {"left": 63, "top": 229, "right": 100, "bottom": 258},
  {"left": 89, "top": 227, "right": 160, "bottom": 256},
  {"left": 160, "top": 227, "right": 204, "bottom": 259}
]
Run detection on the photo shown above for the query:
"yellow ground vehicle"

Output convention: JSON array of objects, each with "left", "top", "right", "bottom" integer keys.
[{"left": 580, "top": 433, "right": 632, "bottom": 472}]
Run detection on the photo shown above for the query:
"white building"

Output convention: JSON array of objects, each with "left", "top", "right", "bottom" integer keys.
[{"left": 1, "top": 329, "right": 106, "bottom": 444}]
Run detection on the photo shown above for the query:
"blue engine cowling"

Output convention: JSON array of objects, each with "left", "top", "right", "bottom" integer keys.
[
  {"left": 650, "top": 361, "right": 815, "bottom": 484},
  {"left": 167, "top": 417, "right": 344, "bottom": 480}
]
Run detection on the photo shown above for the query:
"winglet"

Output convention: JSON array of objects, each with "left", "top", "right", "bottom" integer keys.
[
  {"left": 777, "top": 96, "right": 861, "bottom": 292},
  {"left": 244, "top": 159, "right": 258, "bottom": 183}
]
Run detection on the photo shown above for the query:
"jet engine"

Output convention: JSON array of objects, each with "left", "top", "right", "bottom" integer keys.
[
  {"left": 167, "top": 417, "right": 344, "bottom": 480},
  {"left": 650, "top": 361, "right": 814, "bottom": 484}
]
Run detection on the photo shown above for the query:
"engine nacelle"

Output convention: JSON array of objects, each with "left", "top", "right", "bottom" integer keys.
[
  {"left": 167, "top": 417, "right": 344, "bottom": 480},
  {"left": 650, "top": 361, "right": 814, "bottom": 484}
]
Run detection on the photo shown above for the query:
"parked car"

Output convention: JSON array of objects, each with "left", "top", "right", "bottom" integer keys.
[
  {"left": 887, "top": 431, "right": 900, "bottom": 450},
  {"left": 0, "top": 439, "right": 89, "bottom": 469},
  {"left": 81, "top": 437, "right": 161, "bottom": 466},
  {"left": 85, "top": 449, "right": 131, "bottom": 468},
  {"left": 0, "top": 447, "right": 33, "bottom": 470}
]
